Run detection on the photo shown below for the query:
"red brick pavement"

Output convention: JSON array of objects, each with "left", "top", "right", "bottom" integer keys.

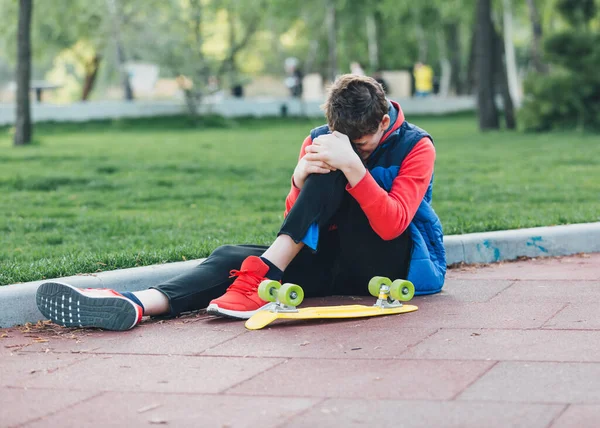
[{"left": 1, "top": 253, "right": 599, "bottom": 427}]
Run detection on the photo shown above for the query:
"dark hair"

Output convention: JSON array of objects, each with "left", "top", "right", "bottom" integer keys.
[{"left": 322, "top": 74, "right": 388, "bottom": 141}]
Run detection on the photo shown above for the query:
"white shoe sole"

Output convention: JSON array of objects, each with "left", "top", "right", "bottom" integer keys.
[
  {"left": 206, "top": 303, "right": 269, "bottom": 320},
  {"left": 36, "top": 282, "right": 141, "bottom": 331}
]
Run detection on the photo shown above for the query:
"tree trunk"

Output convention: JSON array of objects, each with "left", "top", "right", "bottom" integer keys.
[
  {"left": 217, "top": 7, "right": 262, "bottom": 87},
  {"left": 191, "top": 0, "right": 208, "bottom": 91},
  {"left": 81, "top": 54, "right": 101, "bottom": 101},
  {"left": 366, "top": 13, "right": 379, "bottom": 71},
  {"left": 304, "top": 39, "right": 319, "bottom": 74},
  {"left": 326, "top": 0, "right": 337, "bottom": 82},
  {"left": 466, "top": 23, "right": 477, "bottom": 95},
  {"left": 525, "top": 0, "right": 548, "bottom": 73},
  {"left": 174, "top": 0, "right": 206, "bottom": 119},
  {"left": 445, "top": 22, "right": 462, "bottom": 95},
  {"left": 116, "top": 43, "right": 134, "bottom": 100},
  {"left": 415, "top": 22, "right": 428, "bottom": 63},
  {"left": 493, "top": 27, "right": 516, "bottom": 129},
  {"left": 502, "top": 0, "right": 520, "bottom": 106},
  {"left": 224, "top": 7, "right": 237, "bottom": 86},
  {"left": 183, "top": 89, "right": 199, "bottom": 121},
  {"left": 475, "top": 0, "right": 499, "bottom": 130},
  {"left": 106, "top": 0, "right": 134, "bottom": 101},
  {"left": 14, "top": 0, "right": 33, "bottom": 146},
  {"left": 437, "top": 31, "right": 451, "bottom": 97}
]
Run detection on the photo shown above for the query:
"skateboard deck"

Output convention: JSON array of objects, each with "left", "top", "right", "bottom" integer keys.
[{"left": 245, "top": 303, "right": 418, "bottom": 330}]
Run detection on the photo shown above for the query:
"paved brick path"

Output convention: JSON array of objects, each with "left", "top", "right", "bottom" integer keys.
[{"left": 1, "top": 253, "right": 599, "bottom": 427}]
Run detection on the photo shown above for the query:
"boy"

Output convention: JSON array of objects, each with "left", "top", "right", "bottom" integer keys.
[{"left": 36, "top": 74, "right": 446, "bottom": 331}]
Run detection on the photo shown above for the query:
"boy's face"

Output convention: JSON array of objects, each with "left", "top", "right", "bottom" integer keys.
[{"left": 351, "top": 114, "right": 391, "bottom": 160}]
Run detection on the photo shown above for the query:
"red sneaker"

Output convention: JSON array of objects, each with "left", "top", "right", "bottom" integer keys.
[
  {"left": 207, "top": 256, "right": 272, "bottom": 319},
  {"left": 36, "top": 282, "right": 143, "bottom": 331}
]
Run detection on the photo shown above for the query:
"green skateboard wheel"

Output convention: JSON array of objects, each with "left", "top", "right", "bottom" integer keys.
[
  {"left": 368, "top": 276, "right": 392, "bottom": 297},
  {"left": 390, "top": 280, "right": 415, "bottom": 302},
  {"left": 278, "top": 283, "right": 304, "bottom": 307},
  {"left": 258, "top": 280, "right": 281, "bottom": 302}
]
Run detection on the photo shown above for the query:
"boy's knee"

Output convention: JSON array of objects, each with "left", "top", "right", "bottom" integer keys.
[
  {"left": 211, "top": 245, "right": 238, "bottom": 256},
  {"left": 304, "top": 170, "right": 347, "bottom": 193},
  {"left": 286, "top": 171, "right": 347, "bottom": 223},
  {"left": 208, "top": 245, "right": 240, "bottom": 263},
  {"left": 210, "top": 245, "right": 258, "bottom": 262},
  {"left": 211, "top": 245, "right": 227, "bottom": 253}
]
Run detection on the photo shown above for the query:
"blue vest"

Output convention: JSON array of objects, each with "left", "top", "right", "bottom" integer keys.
[{"left": 310, "top": 122, "right": 446, "bottom": 295}]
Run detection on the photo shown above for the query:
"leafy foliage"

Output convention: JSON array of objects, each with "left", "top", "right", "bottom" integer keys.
[
  {"left": 555, "top": 0, "right": 596, "bottom": 25},
  {"left": 0, "top": 0, "right": 476, "bottom": 95},
  {"left": 520, "top": 0, "right": 600, "bottom": 131}
]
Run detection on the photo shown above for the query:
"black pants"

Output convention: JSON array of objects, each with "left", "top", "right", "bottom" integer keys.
[{"left": 152, "top": 171, "right": 412, "bottom": 316}]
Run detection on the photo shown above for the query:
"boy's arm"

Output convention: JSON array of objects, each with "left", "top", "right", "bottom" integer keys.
[
  {"left": 284, "top": 135, "right": 313, "bottom": 217},
  {"left": 346, "top": 137, "right": 436, "bottom": 240}
]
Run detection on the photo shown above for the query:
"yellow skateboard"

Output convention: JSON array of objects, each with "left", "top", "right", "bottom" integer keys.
[{"left": 245, "top": 276, "right": 418, "bottom": 330}]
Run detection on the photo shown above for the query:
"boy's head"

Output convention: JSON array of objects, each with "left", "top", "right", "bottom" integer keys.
[{"left": 323, "top": 74, "right": 390, "bottom": 160}]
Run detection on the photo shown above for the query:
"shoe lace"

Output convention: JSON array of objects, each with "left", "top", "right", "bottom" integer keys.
[{"left": 227, "top": 269, "right": 264, "bottom": 295}]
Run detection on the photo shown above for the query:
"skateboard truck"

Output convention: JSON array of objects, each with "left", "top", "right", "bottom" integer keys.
[
  {"left": 262, "top": 301, "right": 299, "bottom": 313},
  {"left": 368, "top": 276, "right": 415, "bottom": 308},
  {"left": 374, "top": 284, "right": 404, "bottom": 309},
  {"left": 258, "top": 280, "right": 304, "bottom": 313}
]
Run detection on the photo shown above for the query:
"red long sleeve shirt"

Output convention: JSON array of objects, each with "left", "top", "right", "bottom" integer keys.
[{"left": 285, "top": 114, "right": 435, "bottom": 241}]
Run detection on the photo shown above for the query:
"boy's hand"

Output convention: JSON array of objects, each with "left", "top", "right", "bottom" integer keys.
[
  {"left": 305, "top": 132, "right": 361, "bottom": 171},
  {"left": 304, "top": 132, "right": 366, "bottom": 187},
  {"left": 293, "top": 154, "right": 337, "bottom": 190}
]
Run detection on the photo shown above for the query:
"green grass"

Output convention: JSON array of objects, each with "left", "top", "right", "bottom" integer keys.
[{"left": 1, "top": 114, "right": 599, "bottom": 285}]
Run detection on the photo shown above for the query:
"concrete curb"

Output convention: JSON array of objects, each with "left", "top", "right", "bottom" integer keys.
[
  {"left": 0, "top": 260, "right": 202, "bottom": 330},
  {"left": 1, "top": 222, "right": 599, "bottom": 328},
  {"left": 443, "top": 222, "right": 600, "bottom": 265}
]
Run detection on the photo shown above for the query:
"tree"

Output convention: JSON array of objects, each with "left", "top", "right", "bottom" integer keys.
[
  {"left": 521, "top": 0, "right": 600, "bottom": 131},
  {"left": 0, "top": 0, "right": 114, "bottom": 102},
  {"left": 131, "top": 0, "right": 267, "bottom": 118},
  {"left": 14, "top": 0, "right": 33, "bottom": 147},
  {"left": 475, "top": 0, "right": 499, "bottom": 130},
  {"left": 502, "top": 0, "right": 520, "bottom": 106},
  {"left": 326, "top": 0, "right": 338, "bottom": 81},
  {"left": 106, "top": 0, "right": 134, "bottom": 100},
  {"left": 216, "top": 0, "right": 265, "bottom": 90},
  {"left": 48, "top": 1, "right": 110, "bottom": 101},
  {"left": 493, "top": 26, "right": 516, "bottom": 129},
  {"left": 81, "top": 54, "right": 102, "bottom": 101},
  {"left": 525, "top": 0, "right": 548, "bottom": 73},
  {"left": 377, "top": 0, "right": 474, "bottom": 96},
  {"left": 445, "top": 21, "right": 464, "bottom": 95},
  {"left": 365, "top": 13, "right": 379, "bottom": 71},
  {"left": 434, "top": 0, "right": 474, "bottom": 96}
]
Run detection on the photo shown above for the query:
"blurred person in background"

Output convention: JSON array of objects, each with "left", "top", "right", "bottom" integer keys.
[
  {"left": 413, "top": 62, "right": 433, "bottom": 97},
  {"left": 350, "top": 61, "right": 365, "bottom": 76},
  {"left": 284, "top": 57, "right": 303, "bottom": 98},
  {"left": 372, "top": 69, "right": 389, "bottom": 94}
]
